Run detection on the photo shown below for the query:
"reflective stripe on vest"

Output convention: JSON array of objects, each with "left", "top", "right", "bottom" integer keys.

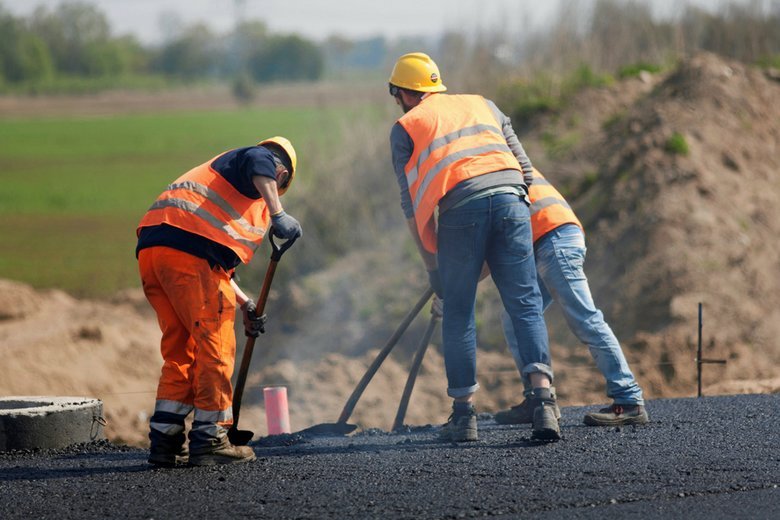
[
  {"left": 528, "top": 168, "right": 582, "bottom": 243},
  {"left": 398, "top": 94, "right": 522, "bottom": 253},
  {"left": 137, "top": 154, "right": 270, "bottom": 264}
]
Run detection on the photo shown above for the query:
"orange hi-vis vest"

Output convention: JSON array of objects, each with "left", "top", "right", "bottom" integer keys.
[
  {"left": 528, "top": 168, "right": 582, "bottom": 243},
  {"left": 137, "top": 153, "right": 270, "bottom": 264},
  {"left": 398, "top": 94, "right": 523, "bottom": 253}
]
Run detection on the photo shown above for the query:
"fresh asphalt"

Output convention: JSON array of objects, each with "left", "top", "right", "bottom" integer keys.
[{"left": 0, "top": 394, "right": 777, "bottom": 519}]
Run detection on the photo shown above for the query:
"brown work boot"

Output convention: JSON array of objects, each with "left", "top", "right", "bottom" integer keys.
[
  {"left": 438, "top": 404, "right": 478, "bottom": 442},
  {"left": 148, "top": 430, "right": 188, "bottom": 467},
  {"left": 583, "top": 403, "right": 649, "bottom": 426},
  {"left": 495, "top": 387, "right": 561, "bottom": 425},
  {"left": 189, "top": 439, "right": 256, "bottom": 466},
  {"left": 528, "top": 388, "right": 561, "bottom": 441}
]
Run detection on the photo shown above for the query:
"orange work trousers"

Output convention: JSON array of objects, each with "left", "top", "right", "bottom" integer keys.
[{"left": 138, "top": 246, "right": 236, "bottom": 434}]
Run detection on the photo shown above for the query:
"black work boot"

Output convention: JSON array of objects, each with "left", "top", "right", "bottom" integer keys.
[
  {"left": 189, "top": 437, "right": 256, "bottom": 466},
  {"left": 529, "top": 388, "right": 561, "bottom": 441},
  {"left": 583, "top": 403, "right": 649, "bottom": 426},
  {"left": 148, "top": 430, "right": 188, "bottom": 467},
  {"left": 494, "top": 387, "right": 561, "bottom": 425},
  {"left": 438, "top": 403, "right": 478, "bottom": 442}
]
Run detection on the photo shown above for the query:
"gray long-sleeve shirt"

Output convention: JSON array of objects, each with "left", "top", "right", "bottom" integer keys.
[{"left": 390, "top": 96, "right": 533, "bottom": 219}]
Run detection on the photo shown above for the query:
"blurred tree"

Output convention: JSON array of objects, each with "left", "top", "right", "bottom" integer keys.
[
  {"left": 29, "top": 2, "right": 119, "bottom": 76},
  {"left": 0, "top": 9, "right": 54, "bottom": 84},
  {"left": 151, "top": 24, "right": 219, "bottom": 79},
  {"left": 247, "top": 34, "right": 323, "bottom": 82}
]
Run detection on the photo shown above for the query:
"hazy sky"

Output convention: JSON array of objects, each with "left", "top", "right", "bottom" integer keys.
[{"left": 2, "top": 0, "right": 748, "bottom": 44}]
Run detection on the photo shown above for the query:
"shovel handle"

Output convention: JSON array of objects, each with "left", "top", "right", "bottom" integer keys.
[
  {"left": 232, "top": 232, "right": 298, "bottom": 429},
  {"left": 392, "top": 313, "right": 440, "bottom": 432},
  {"left": 337, "top": 286, "right": 434, "bottom": 424}
]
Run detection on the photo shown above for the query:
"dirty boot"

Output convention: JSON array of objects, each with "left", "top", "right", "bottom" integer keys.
[
  {"left": 583, "top": 403, "right": 649, "bottom": 426},
  {"left": 495, "top": 387, "right": 561, "bottom": 425},
  {"left": 189, "top": 438, "right": 256, "bottom": 466},
  {"left": 438, "top": 403, "right": 478, "bottom": 442},
  {"left": 529, "top": 388, "right": 561, "bottom": 441},
  {"left": 148, "top": 430, "right": 188, "bottom": 467}
]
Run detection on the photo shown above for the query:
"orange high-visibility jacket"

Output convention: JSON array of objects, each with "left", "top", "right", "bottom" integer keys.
[
  {"left": 398, "top": 94, "right": 523, "bottom": 253},
  {"left": 137, "top": 153, "right": 270, "bottom": 264},
  {"left": 528, "top": 168, "right": 582, "bottom": 243}
]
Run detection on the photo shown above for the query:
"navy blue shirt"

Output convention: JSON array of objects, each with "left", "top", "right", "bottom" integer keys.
[{"left": 136, "top": 146, "right": 278, "bottom": 270}]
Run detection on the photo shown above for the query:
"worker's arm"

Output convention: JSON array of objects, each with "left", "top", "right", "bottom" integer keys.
[
  {"left": 487, "top": 99, "right": 534, "bottom": 187},
  {"left": 253, "top": 174, "right": 302, "bottom": 240},
  {"left": 230, "top": 278, "right": 251, "bottom": 307}
]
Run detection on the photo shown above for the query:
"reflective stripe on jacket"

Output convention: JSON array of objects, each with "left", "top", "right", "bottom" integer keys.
[
  {"left": 398, "top": 94, "right": 523, "bottom": 253},
  {"left": 137, "top": 154, "right": 270, "bottom": 264},
  {"left": 528, "top": 168, "right": 583, "bottom": 243}
]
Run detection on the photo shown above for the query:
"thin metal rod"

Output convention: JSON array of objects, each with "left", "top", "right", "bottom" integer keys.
[{"left": 697, "top": 302, "right": 703, "bottom": 398}]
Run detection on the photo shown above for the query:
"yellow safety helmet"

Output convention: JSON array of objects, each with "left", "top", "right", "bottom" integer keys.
[
  {"left": 388, "top": 52, "right": 447, "bottom": 93},
  {"left": 258, "top": 136, "right": 297, "bottom": 195}
]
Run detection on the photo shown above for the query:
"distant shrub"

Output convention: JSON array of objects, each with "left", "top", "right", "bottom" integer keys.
[
  {"left": 755, "top": 54, "right": 780, "bottom": 69},
  {"left": 500, "top": 65, "right": 613, "bottom": 125},
  {"left": 618, "top": 62, "right": 662, "bottom": 79},
  {"left": 665, "top": 132, "right": 689, "bottom": 155}
]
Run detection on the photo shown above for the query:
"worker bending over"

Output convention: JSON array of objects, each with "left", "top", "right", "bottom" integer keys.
[
  {"left": 495, "top": 168, "right": 648, "bottom": 427},
  {"left": 136, "top": 137, "right": 302, "bottom": 466},
  {"left": 388, "top": 52, "right": 560, "bottom": 442}
]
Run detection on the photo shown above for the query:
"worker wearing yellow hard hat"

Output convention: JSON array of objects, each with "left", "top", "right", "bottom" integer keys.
[
  {"left": 136, "top": 136, "right": 301, "bottom": 466},
  {"left": 387, "top": 52, "right": 561, "bottom": 442}
]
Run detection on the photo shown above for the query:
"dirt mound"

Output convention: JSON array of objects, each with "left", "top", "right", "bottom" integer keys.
[{"left": 568, "top": 52, "right": 780, "bottom": 396}]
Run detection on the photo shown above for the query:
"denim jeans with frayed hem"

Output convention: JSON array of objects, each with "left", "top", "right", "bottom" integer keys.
[
  {"left": 501, "top": 224, "right": 644, "bottom": 405},
  {"left": 438, "top": 193, "right": 552, "bottom": 399}
]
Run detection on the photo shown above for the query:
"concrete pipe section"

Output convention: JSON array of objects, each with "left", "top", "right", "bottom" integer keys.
[{"left": 0, "top": 396, "right": 105, "bottom": 452}]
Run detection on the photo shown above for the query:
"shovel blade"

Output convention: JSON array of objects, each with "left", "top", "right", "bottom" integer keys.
[
  {"left": 298, "top": 422, "right": 358, "bottom": 436},
  {"left": 227, "top": 426, "right": 255, "bottom": 446}
]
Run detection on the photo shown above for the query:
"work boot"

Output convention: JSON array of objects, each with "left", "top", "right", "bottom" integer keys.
[
  {"left": 148, "top": 430, "right": 189, "bottom": 467},
  {"left": 529, "top": 388, "right": 561, "bottom": 441},
  {"left": 189, "top": 438, "right": 256, "bottom": 466},
  {"left": 494, "top": 387, "right": 561, "bottom": 425},
  {"left": 583, "top": 403, "right": 649, "bottom": 426},
  {"left": 438, "top": 403, "right": 478, "bottom": 442}
]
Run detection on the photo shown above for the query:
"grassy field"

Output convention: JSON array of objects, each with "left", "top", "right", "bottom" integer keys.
[{"left": 0, "top": 103, "right": 367, "bottom": 297}]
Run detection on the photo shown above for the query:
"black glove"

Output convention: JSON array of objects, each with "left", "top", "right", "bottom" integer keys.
[
  {"left": 270, "top": 210, "right": 302, "bottom": 240},
  {"left": 240, "top": 299, "right": 267, "bottom": 337},
  {"left": 427, "top": 269, "right": 443, "bottom": 298}
]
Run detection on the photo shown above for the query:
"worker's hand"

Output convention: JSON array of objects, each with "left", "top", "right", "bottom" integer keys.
[
  {"left": 431, "top": 295, "right": 443, "bottom": 318},
  {"left": 270, "top": 211, "right": 302, "bottom": 240},
  {"left": 240, "top": 298, "right": 267, "bottom": 337},
  {"left": 427, "top": 269, "right": 443, "bottom": 298}
]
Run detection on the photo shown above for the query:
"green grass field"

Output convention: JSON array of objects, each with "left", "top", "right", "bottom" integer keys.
[{"left": 0, "top": 104, "right": 359, "bottom": 297}]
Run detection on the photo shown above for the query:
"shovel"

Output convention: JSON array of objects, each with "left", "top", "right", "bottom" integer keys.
[
  {"left": 392, "top": 311, "right": 440, "bottom": 432},
  {"left": 299, "top": 286, "right": 434, "bottom": 436},
  {"left": 228, "top": 232, "right": 297, "bottom": 446}
]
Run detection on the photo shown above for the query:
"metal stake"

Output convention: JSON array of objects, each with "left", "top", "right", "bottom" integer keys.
[{"left": 696, "top": 302, "right": 727, "bottom": 397}]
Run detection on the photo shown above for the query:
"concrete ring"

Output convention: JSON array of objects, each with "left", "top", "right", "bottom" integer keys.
[{"left": 0, "top": 396, "right": 105, "bottom": 452}]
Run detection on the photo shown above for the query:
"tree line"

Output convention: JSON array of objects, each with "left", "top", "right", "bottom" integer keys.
[{"left": 0, "top": 2, "right": 327, "bottom": 92}]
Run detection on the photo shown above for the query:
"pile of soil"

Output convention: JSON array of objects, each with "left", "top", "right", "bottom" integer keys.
[{"left": 2, "top": 53, "right": 778, "bottom": 445}]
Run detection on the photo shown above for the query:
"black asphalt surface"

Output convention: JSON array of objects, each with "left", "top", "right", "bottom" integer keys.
[{"left": 0, "top": 394, "right": 777, "bottom": 519}]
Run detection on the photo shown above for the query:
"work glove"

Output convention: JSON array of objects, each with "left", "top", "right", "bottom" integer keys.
[
  {"left": 240, "top": 298, "right": 267, "bottom": 337},
  {"left": 427, "top": 269, "right": 443, "bottom": 298},
  {"left": 270, "top": 211, "right": 302, "bottom": 240}
]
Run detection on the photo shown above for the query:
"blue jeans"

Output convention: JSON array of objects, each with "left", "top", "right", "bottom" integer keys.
[
  {"left": 438, "top": 193, "right": 553, "bottom": 398},
  {"left": 501, "top": 224, "right": 644, "bottom": 405}
]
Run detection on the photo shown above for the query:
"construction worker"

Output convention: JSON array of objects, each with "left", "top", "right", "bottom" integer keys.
[
  {"left": 136, "top": 137, "right": 302, "bottom": 466},
  {"left": 388, "top": 52, "right": 560, "bottom": 442},
  {"left": 494, "top": 168, "right": 649, "bottom": 426}
]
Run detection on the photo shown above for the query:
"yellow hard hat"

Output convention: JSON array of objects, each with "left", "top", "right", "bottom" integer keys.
[
  {"left": 258, "top": 136, "right": 297, "bottom": 195},
  {"left": 388, "top": 52, "right": 447, "bottom": 93}
]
